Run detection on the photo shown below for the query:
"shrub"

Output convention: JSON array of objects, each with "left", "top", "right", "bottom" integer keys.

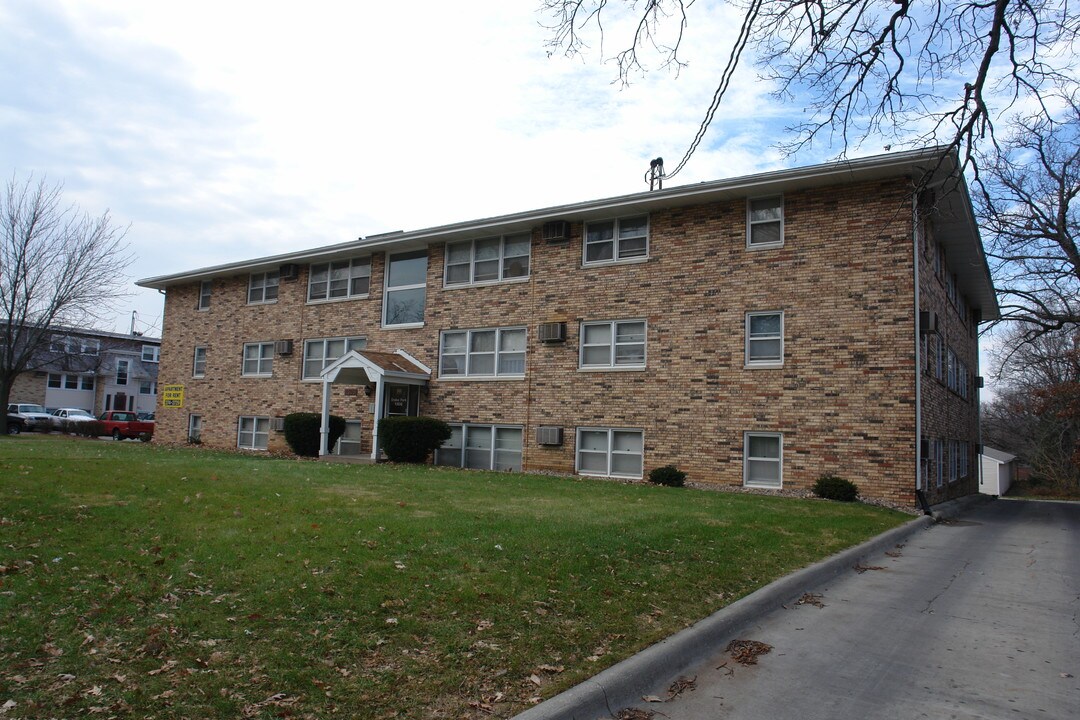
[
  {"left": 378, "top": 416, "right": 451, "bottom": 463},
  {"left": 283, "top": 413, "right": 346, "bottom": 457},
  {"left": 70, "top": 421, "right": 107, "bottom": 438},
  {"left": 813, "top": 474, "right": 860, "bottom": 502},
  {"left": 649, "top": 465, "right": 687, "bottom": 487}
]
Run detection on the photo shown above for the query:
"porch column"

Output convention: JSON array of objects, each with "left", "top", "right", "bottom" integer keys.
[
  {"left": 370, "top": 378, "right": 385, "bottom": 461},
  {"left": 318, "top": 377, "right": 332, "bottom": 457}
]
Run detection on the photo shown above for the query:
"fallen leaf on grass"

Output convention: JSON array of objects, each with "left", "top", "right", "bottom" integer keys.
[
  {"left": 147, "top": 660, "right": 178, "bottom": 676},
  {"left": 528, "top": 674, "right": 542, "bottom": 687},
  {"left": 536, "top": 664, "right": 564, "bottom": 674},
  {"left": 0, "top": 700, "right": 16, "bottom": 715},
  {"left": 641, "top": 695, "right": 664, "bottom": 703}
]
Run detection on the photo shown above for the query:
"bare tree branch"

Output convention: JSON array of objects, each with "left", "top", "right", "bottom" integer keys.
[{"left": 0, "top": 174, "right": 132, "bottom": 412}]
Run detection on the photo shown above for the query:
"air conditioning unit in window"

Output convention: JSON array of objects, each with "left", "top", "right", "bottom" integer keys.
[
  {"left": 918, "top": 311, "right": 939, "bottom": 336},
  {"left": 271, "top": 417, "right": 286, "bottom": 432},
  {"left": 275, "top": 339, "right": 294, "bottom": 355},
  {"left": 279, "top": 263, "right": 301, "bottom": 281},
  {"left": 538, "top": 322, "right": 567, "bottom": 343},
  {"left": 536, "top": 426, "right": 563, "bottom": 446},
  {"left": 542, "top": 220, "right": 570, "bottom": 243},
  {"left": 976, "top": 376, "right": 984, "bottom": 388}
]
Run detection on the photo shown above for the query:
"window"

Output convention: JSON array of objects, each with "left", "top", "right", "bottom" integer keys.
[
  {"left": 579, "top": 320, "right": 646, "bottom": 369},
  {"left": 115, "top": 360, "right": 129, "bottom": 386},
  {"left": 48, "top": 373, "right": 62, "bottom": 388},
  {"left": 334, "top": 420, "right": 363, "bottom": 456},
  {"left": 747, "top": 196, "right": 783, "bottom": 247},
  {"left": 81, "top": 375, "right": 94, "bottom": 390},
  {"left": 440, "top": 327, "right": 526, "bottom": 378},
  {"left": 436, "top": 425, "right": 523, "bottom": 471},
  {"left": 50, "top": 336, "right": 99, "bottom": 355},
  {"left": 242, "top": 342, "right": 274, "bottom": 377},
  {"left": 142, "top": 345, "right": 160, "bottom": 363},
  {"left": 64, "top": 375, "right": 78, "bottom": 390},
  {"left": 445, "top": 234, "right": 531, "bottom": 286},
  {"left": 746, "top": 311, "right": 784, "bottom": 366},
  {"left": 139, "top": 381, "right": 156, "bottom": 395},
  {"left": 302, "top": 336, "right": 367, "bottom": 379},
  {"left": 237, "top": 416, "right": 270, "bottom": 450},
  {"left": 948, "top": 440, "right": 958, "bottom": 483},
  {"left": 384, "top": 384, "right": 420, "bottom": 417},
  {"left": 576, "top": 428, "right": 644, "bottom": 479},
  {"left": 744, "top": 432, "right": 782, "bottom": 488},
  {"left": 198, "top": 280, "right": 212, "bottom": 310},
  {"left": 188, "top": 414, "right": 202, "bottom": 442},
  {"left": 192, "top": 346, "right": 207, "bottom": 377},
  {"left": 248, "top": 271, "right": 279, "bottom": 304},
  {"left": 583, "top": 216, "right": 648, "bottom": 264},
  {"left": 308, "top": 257, "right": 371, "bottom": 301},
  {"left": 936, "top": 336, "right": 945, "bottom": 381},
  {"left": 383, "top": 250, "right": 427, "bottom": 326}
]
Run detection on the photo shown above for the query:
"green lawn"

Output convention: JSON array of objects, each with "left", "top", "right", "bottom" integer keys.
[{"left": 0, "top": 436, "right": 907, "bottom": 719}]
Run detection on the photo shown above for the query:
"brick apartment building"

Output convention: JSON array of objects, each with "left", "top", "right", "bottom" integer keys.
[{"left": 138, "top": 148, "right": 996, "bottom": 506}]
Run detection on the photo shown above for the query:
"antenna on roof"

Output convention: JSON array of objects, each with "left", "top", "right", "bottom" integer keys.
[{"left": 646, "top": 157, "right": 665, "bottom": 191}]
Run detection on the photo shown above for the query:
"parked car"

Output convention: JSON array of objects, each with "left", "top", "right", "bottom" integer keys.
[
  {"left": 7, "top": 403, "right": 52, "bottom": 432},
  {"left": 6, "top": 413, "right": 27, "bottom": 435},
  {"left": 49, "top": 407, "right": 97, "bottom": 430},
  {"left": 98, "top": 410, "right": 155, "bottom": 441}
]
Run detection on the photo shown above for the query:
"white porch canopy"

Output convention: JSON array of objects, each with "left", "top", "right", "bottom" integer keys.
[{"left": 318, "top": 349, "right": 431, "bottom": 459}]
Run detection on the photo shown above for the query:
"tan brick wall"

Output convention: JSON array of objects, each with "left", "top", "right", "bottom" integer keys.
[
  {"left": 9, "top": 372, "right": 46, "bottom": 406},
  {"left": 917, "top": 205, "right": 981, "bottom": 504},
  {"left": 156, "top": 176, "right": 936, "bottom": 503}
]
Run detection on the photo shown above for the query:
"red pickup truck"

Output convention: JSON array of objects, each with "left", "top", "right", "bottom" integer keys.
[{"left": 98, "top": 411, "right": 154, "bottom": 441}]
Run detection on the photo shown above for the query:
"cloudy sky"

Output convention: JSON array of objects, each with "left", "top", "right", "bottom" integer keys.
[
  {"left": 3, "top": 1, "right": 840, "bottom": 338},
  {"left": 5, "top": 0, "right": 1016, "bottom": 373}
]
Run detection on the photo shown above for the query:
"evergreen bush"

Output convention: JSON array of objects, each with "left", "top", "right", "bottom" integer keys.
[
  {"left": 283, "top": 412, "right": 346, "bottom": 457},
  {"left": 378, "top": 416, "right": 451, "bottom": 463},
  {"left": 649, "top": 465, "right": 687, "bottom": 487},
  {"left": 812, "top": 474, "right": 860, "bottom": 502}
]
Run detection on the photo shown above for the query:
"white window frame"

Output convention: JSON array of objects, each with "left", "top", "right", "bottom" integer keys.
[
  {"left": 307, "top": 257, "right": 371, "bottom": 302},
  {"left": 302, "top": 336, "right": 367, "bottom": 380},
  {"left": 198, "top": 280, "right": 212, "bottom": 310},
  {"left": 237, "top": 415, "right": 270, "bottom": 451},
  {"left": 47, "top": 373, "right": 62, "bottom": 388},
  {"left": 382, "top": 250, "right": 427, "bottom": 328},
  {"left": 139, "top": 381, "right": 156, "bottom": 395},
  {"left": 743, "top": 432, "right": 783, "bottom": 488},
  {"left": 188, "top": 414, "right": 202, "bottom": 442},
  {"left": 192, "top": 346, "right": 207, "bottom": 378},
  {"left": 115, "top": 359, "right": 129, "bottom": 386},
  {"left": 579, "top": 319, "right": 647, "bottom": 370},
  {"left": 444, "top": 233, "right": 531, "bottom": 287},
  {"left": 575, "top": 427, "right": 645, "bottom": 479},
  {"left": 439, "top": 327, "right": 527, "bottom": 379},
  {"left": 80, "top": 374, "right": 95, "bottom": 390},
  {"left": 142, "top": 345, "right": 160, "bottom": 363},
  {"left": 242, "top": 342, "right": 274, "bottom": 377},
  {"left": 582, "top": 216, "right": 649, "bottom": 266},
  {"left": 247, "top": 271, "right": 279, "bottom": 304},
  {"left": 745, "top": 311, "right": 784, "bottom": 367},
  {"left": 435, "top": 424, "right": 524, "bottom": 471},
  {"left": 747, "top": 195, "right": 784, "bottom": 248}
]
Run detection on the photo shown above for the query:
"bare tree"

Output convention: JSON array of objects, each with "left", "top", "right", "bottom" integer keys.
[
  {"left": 0, "top": 175, "right": 131, "bottom": 412},
  {"left": 976, "top": 95, "right": 1080, "bottom": 345},
  {"left": 541, "top": 1, "right": 1078, "bottom": 180},
  {"left": 984, "top": 323, "right": 1079, "bottom": 489}
]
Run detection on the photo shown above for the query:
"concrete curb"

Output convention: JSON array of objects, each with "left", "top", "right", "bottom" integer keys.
[
  {"left": 930, "top": 492, "right": 994, "bottom": 521},
  {"left": 512, "top": 514, "right": 936, "bottom": 720}
]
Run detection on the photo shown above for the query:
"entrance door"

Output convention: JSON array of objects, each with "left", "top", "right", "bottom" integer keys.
[{"left": 383, "top": 384, "right": 420, "bottom": 417}]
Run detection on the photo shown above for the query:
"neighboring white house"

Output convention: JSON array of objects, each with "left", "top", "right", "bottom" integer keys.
[{"left": 979, "top": 446, "right": 1016, "bottom": 496}]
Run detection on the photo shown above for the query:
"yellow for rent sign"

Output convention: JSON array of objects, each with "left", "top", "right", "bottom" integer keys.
[{"left": 161, "top": 384, "right": 185, "bottom": 408}]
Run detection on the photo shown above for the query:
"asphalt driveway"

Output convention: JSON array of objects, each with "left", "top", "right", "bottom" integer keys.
[{"left": 627, "top": 498, "right": 1080, "bottom": 719}]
